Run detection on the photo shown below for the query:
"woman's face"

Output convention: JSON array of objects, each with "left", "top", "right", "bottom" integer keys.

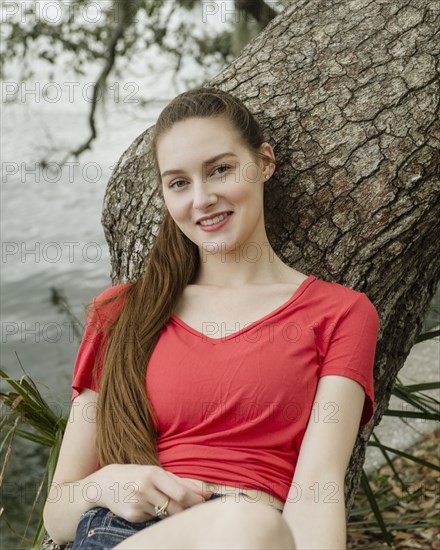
[{"left": 156, "top": 116, "right": 274, "bottom": 253}]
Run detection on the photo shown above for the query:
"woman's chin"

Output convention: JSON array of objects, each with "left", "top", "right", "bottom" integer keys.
[{"left": 198, "top": 240, "right": 248, "bottom": 261}]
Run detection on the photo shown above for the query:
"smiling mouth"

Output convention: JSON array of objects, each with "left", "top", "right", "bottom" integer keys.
[{"left": 196, "top": 211, "right": 234, "bottom": 225}]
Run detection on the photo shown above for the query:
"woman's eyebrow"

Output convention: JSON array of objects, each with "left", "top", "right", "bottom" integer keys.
[{"left": 161, "top": 152, "right": 238, "bottom": 178}]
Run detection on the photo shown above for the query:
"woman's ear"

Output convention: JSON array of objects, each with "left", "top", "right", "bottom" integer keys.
[{"left": 259, "top": 142, "right": 276, "bottom": 178}]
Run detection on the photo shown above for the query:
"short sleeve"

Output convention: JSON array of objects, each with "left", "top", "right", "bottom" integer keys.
[
  {"left": 317, "top": 292, "right": 380, "bottom": 427},
  {"left": 71, "top": 284, "right": 129, "bottom": 402}
]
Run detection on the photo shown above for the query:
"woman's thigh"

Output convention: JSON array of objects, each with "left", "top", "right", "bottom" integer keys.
[{"left": 70, "top": 492, "right": 245, "bottom": 550}]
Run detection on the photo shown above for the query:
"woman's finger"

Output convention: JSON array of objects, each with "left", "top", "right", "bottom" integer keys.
[
  {"left": 146, "top": 487, "right": 185, "bottom": 517},
  {"left": 164, "top": 470, "right": 212, "bottom": 499},
  {"left": 152, "top": 469, "right": 207, "bottom": 510}
]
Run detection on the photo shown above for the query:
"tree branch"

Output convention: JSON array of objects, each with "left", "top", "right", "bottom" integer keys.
[{"left": 62, "top": 0, "right": 140, "bottom": 163}]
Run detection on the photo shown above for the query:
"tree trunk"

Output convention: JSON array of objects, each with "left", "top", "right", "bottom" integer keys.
[{"left": 42, "top": 0, "right": 439, "bottom": 547}]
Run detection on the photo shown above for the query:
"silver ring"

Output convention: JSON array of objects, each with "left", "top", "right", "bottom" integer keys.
[{"left": 154, "top": 497, "right": 170, "bottom": 519}]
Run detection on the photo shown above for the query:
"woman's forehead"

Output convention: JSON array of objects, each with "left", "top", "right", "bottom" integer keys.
[{"left": 157, "top": 119, "right": 246, "bottom": 167}]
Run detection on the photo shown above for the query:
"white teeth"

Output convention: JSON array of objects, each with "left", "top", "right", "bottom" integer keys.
[{"left": 199, "top": 212, "right": 230, "bottom": 226}]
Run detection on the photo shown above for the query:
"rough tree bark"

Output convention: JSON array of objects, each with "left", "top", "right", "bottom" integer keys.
[{"left": 42, "top": 0, "right": 439, "bottom": 547}]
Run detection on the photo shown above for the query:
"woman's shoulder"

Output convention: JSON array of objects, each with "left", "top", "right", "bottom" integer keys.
[
  {"left": 88, "top": 282, "right": 133, "bottom": 322},
  {"left": 94, "top": 281, "right": 132, "bottom": 302},
  {"left": 312, "top": 276, "right": 377, "bottom": 316},
  {"left": 313, "top": 276, "right": 361, "bottom": 297}
]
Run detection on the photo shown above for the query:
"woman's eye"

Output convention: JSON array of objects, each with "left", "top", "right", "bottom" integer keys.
[
  {"left": 212, "top": 164, "right": 230, "bottom": 176},
  {"left": 169, "top": 179, "right": 187, "bottom": 189}
]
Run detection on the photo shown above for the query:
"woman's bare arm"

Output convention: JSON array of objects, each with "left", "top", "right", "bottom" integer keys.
[
  {"left": 282, "top": 375, "right": 366, "bottom": 549},
  {"left": 43, "top": 389, "right": 106, "bottom": 544},
  {"left": 43, "top": 389, "right": 207, "bottom": 545}
]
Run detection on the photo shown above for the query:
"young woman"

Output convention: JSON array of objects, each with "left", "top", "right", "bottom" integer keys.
[{"left": 43, "top": 86, "right": 379, "bottom": 550}]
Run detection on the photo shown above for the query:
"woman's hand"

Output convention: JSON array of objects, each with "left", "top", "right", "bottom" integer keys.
[{"left": 94, "top": 464, "right": 213, "bottom": 523}]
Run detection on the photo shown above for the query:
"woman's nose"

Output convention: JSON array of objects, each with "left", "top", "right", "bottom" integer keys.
[{"left": 192, "top": 183, "right": 217, "bottom": 210}]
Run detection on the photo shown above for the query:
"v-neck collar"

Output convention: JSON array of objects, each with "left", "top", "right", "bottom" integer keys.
[{"left": 170, "top": 274, "right": 317, "bottom": 344}]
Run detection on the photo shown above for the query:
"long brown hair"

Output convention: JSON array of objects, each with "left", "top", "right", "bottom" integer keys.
[{"left": 88, "top": 86, "right": 276, "bottom": 467}]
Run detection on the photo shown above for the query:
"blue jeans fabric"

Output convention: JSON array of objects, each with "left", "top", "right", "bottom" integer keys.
[{"left": 70, "top": 492, "right": 282, "bottom": 549}]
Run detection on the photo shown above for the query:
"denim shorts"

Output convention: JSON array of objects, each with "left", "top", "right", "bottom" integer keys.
[{"left": 70, "top": 492, "right": 282, "bottom": 549}]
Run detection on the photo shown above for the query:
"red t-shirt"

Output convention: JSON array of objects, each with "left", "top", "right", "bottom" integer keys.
[{"left": 71, "top": 274, "right": 379, "bottom": 502}]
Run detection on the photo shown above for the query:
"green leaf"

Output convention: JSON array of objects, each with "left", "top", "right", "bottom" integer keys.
[
  {"left": 360, "top": 470, "right": 394, "bottom": 545},
  {"left": 383, "top": 409, "right": 439, "bottom": 420},
  {"left": 414, "top": 328, "right": 440, "bottom": 343},
  {"left": 370, "top": 431, "right": 406, "bottom": 489},
  {"left": 367, "top": 441, "right": 440, "bottom": 471}
]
